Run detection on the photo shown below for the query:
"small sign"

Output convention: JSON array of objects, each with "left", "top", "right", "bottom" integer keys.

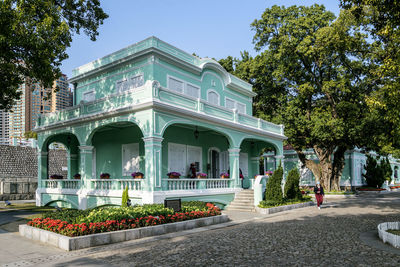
[{"left": 164, "top": 199, "right": 181, "bottom": 212}]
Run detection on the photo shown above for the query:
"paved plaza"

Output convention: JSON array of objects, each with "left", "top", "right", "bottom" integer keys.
[{"left": 1, "top": 194, "right": 400, "bottom": 266}]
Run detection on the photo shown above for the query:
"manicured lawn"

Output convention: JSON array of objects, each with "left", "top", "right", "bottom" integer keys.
[
  {"left": 387, "top": 229, "right": 400, "bottom": 236},
  {"left": 258, "top": 197, "right": 312, "bottom": 208}
]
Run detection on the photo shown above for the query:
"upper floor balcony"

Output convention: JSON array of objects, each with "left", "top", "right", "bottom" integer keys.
[{"left": 35, "top": 80, "right": 284, "bottom": 138}]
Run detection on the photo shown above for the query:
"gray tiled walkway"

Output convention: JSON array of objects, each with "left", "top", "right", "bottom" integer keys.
[{"left": 2, "top": 194, "right": 400, "bottom": 266}]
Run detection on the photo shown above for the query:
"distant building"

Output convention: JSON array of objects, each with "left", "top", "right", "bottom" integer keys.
[
  {"left": 0, "top": 110, "right": 9, "bottom": 145},
  {"left": 51, "top": 74, "right": 73, "bottom": 112},
  {"left": 7, "top": 75, "right": 72, "bottom": 142}
]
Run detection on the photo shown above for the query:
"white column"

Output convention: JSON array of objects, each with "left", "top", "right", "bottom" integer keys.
[
  {"left": 228, "top": 148, "right": 241, "bottom": 188},
  {"left": 142, "top": 137, "right": 163, "bottom": 192}
]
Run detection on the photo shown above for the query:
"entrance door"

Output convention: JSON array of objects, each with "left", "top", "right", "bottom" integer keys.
[{"left": 210, "top": 150, "right": 219, "bottom": 178}]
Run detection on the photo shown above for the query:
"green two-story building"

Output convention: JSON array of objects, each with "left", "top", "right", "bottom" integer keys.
[{"left": 34, "top": 37, "right": 286, "bottom": 209}]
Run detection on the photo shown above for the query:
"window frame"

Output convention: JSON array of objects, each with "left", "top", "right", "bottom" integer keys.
[
  {"left": 207, "top": 89, "right": 220, "bottom": 106},
  {"left": 82, "top": 90, "right": 95, "bottom": 102},
  {"left": 224, "top": 97, "right": 247, "bottom": 114},
  {"left": 167, "top": 75, "right": 200, "bottom": 99}
]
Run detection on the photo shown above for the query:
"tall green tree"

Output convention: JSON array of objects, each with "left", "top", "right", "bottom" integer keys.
[
  {"left": 0, "top": 0, "right": 108, "bottom": 110},
  {"left": 340, "top": 0, "right": 400, "bottom": 157},
  {"left": 220, "top": 5, "right": 373, "bottom": 191}
]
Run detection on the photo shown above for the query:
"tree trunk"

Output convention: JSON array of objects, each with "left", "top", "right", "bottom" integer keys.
[{"left": 296, "top": 145, "right": 347, "bottom": 192}]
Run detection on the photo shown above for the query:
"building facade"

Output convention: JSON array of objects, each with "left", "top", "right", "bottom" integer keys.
[
  {"left": 0, "top": 110, "right": 9, "bottom": 145},
  {"left": 263, "top": 149, "right": 400, "bottom": 188},
  {"left": 34, "top": 37, "right": 287, "bottom": 209},
  {"left": 6, "top": 76, "right": 72, "bottom": 143}
]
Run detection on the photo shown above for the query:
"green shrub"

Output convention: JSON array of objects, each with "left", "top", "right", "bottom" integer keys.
[
  {"left": 181, "top": 201, "right": 208, "bottom": 212},
  {"left": 284, "top": 168, "right": 302, "bottom": 200},
  {"left": 265, "top": 166, "right": 284, "bottom": 202},
  {"left": 121, "top": 186, "right": 129, "bottom": 207},
  {"left": 42, "top": 209, "right": 90, "bottom": 224},
  {"left": 258, "top": 196, "right": 311, "bottom": 208},
  {"left": 363, "top": 155, "right": 385, "bottom": 188},
  {"left": 380, "top": 157, "right": 393, "bottom": 183},
  {"left": 41, "top": 201, "right": 213, "bottom": 225},
  {"left": 78, "top": 204, "right": 176, "bottom": 224}
]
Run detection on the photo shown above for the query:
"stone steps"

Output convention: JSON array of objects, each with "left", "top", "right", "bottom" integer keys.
[{"left": 225, "top": 189, "right": 255, "bottom": 212}]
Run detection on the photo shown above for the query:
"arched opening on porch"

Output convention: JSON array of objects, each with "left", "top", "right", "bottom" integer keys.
[
  {"left": 87, "top": 121, "right": 144, "bottom": 179},
  {"left": 239, "top": 138, "right": 278, "bottom": 189},
  {"left": 162, "top": 123, "right": 233, "bottom": 179},
  {"left": 41, "top": 133, "right": 81, "bottom": 180}
]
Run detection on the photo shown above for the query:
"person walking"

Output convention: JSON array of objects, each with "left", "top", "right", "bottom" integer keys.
[{"left": 314, "top": 181, "right": 324, "bottom": 210}]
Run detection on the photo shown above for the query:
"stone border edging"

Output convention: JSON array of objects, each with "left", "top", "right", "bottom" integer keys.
[
  {"left": 255, "top": 201, "right": 314, "bottom": 215},
  {"left": 356, "top": 190, "right": 390, "bottom": 195},
  {"left": 377, "top": 222, "right": 400, "bottom": 248},
  {"left": 19, "top": 215, "right": 229, "bottom": 251}
]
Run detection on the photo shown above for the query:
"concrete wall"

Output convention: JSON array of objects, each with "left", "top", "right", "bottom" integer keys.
[{"left": 0, "top": 145, "right": 67, "bottom": 200}]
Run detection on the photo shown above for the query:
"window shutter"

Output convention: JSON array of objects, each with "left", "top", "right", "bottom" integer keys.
[
  {"left": 168, "top": 77, "right": 184, "bottom": 93},
  {"left": 236, "top": 102, "right": 246, "bottom": 114},
  {"left": 122, "top": 143, "right": 140, "bottom": 176},
  {"left": 226, "top": 98, "right": 236, "bottom": 110},
  {"left": 239, "top": 152, "right": 248, "bottom": 177},
  {"left": 186, "top": 84, "right": 200, "bottom": 98},
  {"left": 83, "top": 90, "right": 95, "bottom": 102},
  {"left": 219, "top": 151, "right": 229, "bottom": 173},
  {"left": 208, "top": 91, "right": 219, "bottom": 105},
  {"left": 168, "top": 143, "right": 186, "bottom": 175}
]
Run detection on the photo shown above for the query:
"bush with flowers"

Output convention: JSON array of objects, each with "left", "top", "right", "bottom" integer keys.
[{"left": 27, "top": 202, "right": 221, "bottom": 237}]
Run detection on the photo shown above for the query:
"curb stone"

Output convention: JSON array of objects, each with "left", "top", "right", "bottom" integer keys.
[
  {"left": 19, "top": 215, "right": 229, "bottom": 251},
  {"left": 377, "top": 222, "right": 400, "bottom": 248},
  {"left": 255, "top": 201, "right": 314, "bottom": 215}
]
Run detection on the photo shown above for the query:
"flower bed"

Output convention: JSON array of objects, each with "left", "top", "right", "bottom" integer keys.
[
  {"left": 357, "top": 188, "right": 386, "bottom": 191},
  {"left": 390, "top": 185, "right": 400, "bottom": 189},
  {"left": 27, "top": 203, "right": 220, "bottom": 237}
]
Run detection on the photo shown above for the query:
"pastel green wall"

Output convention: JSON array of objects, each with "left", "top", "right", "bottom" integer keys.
[
  {"left": 42, "top": 193, "right": 79, "bottom": 209},
  {"left": 154, "top": 58, "right": 253, "bottom": 115},
  {"left": 162, "top": 125, "right": 230, "bottom": 179},
  {"left": 92, "top": 124, "right": 144, "bottom": 178},
  {"left": 76, "top": 57, "right": 152, "bottom": 104}
]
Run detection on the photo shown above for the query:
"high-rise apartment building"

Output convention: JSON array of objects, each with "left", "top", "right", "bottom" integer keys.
[
  {"left": 8, "top": 75, "right": 72, "bottom": 141},
  {"left": 51, "top": 74, "right": 72, "bottom": 112},
  {"left": 0, "top": 110, "right": 10, "bottom": 144}
]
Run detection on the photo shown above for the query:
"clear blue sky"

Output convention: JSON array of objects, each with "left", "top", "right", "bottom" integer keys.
[{"left": 61, "top": 0, "right": 341, "bottom": 79}]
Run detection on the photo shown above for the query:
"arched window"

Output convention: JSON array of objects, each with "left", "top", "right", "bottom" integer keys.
[{"left": 207, "top": 90, "right": 220, "bottom": 106}]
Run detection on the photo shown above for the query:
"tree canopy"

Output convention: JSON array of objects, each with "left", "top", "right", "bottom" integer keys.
[
  {"left": 340, "top": 0, "right": 400, "bottom": 156},
  {"left": 220, "top": 4, "right": 376, "bottom": 190},
  {"left": 0, "top": 0, "right": 108, "bottom": 111}
]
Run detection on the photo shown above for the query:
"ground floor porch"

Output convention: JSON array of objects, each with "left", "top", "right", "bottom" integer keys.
[{"left": 35, "top": 109, "right": 285, "bottom": 209}]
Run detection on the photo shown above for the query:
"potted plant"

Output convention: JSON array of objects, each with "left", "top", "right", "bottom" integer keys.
[
  {"left": 50, "top": 174, "right": 63, "bottom": 179},
  {"left": 265, "top": 170, "right": 273, "bottom": 176},
  {"left": 131, "top": 172, "right": 144, "bottom": 179},
  {"left": 220, "top": 172, "right": 229, "bottom": 179},
  {"left": 100, "top": 173, "right": 110, "bottom": 179},
  {"left": 196, "top": 172, "right": 207, "bottom": 178},
  {"left": 167, "top": 172, "right": 181, "bottom": 178},
  {"left": 73, "top": 173, "right": 81, "bottom": 179}
]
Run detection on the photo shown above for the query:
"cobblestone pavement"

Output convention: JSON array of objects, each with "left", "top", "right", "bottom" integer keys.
[{"left": 32, "top": 193, "right": 399, "bottom": 267}]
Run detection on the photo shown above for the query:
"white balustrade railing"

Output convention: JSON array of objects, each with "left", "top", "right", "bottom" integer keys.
[
  {"left": 165, "top": 178, "right": 231, "bottom": 190},
  {"left": 206, "top": 179, "right": 230, "bottom": 189},
  {"left": 90, "top": 179, "right": 143, "bottom": 191},
  {"left": 167, "top": 179, "right": 197, "bottom": 190},
  {"left": 43, "top": 179, "right": 81, "bottom": 189}
]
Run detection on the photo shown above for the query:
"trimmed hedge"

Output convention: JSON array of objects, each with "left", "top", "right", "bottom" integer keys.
[{"left": 265, "top": 166, "right": 284, "bottom": 202}]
